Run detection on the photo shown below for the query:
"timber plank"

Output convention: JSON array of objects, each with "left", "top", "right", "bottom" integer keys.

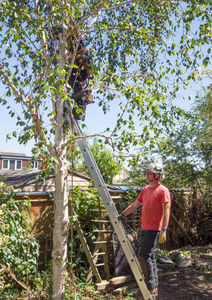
[
  {"left": 72, "top": 209, "right": 102, "bottom": 283},
  {"left": 109, "top": 275, "right": 134, "bottom": 286}
]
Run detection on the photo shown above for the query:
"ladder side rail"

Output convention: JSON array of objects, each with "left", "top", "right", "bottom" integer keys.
[
  {"left": 76, "top": 135, "right": 152, "bottom": 300},
  {"left": 66, "top": 112, "right": 153, "bottom": 300}
]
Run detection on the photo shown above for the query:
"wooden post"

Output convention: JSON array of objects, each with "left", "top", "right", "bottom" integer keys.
[
  {"left": 72, "top": 209, "right": 102, "bottom": 283},
  {"left": 86, "top": 233, "right": 102, "bottom": 283},
  {"left": 170, "top": 212, "right": 194, "bottom": 246}
]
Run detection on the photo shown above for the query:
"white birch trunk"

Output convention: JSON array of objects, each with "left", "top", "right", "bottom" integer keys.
[
  {"left": 52, "top": 91, "right": 69, "bottom": 299},
  {"left": 52, "top": 155, "right": 69, "bottom": 299}
]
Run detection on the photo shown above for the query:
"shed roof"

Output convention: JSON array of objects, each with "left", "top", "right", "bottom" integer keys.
[{"left": 0, "top": 170, "right": 40, "bottom": 186}]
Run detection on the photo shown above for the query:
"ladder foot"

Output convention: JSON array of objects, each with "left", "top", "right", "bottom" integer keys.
[{"left": 134, "top": 287, "right": 158, "bottom": 299}]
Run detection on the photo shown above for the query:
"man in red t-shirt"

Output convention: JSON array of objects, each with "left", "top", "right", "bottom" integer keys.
[{"left": 119, "top": 162, "right": 171, "bottom": 299}]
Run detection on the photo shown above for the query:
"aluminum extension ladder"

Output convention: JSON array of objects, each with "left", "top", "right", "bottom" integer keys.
[{"left": 67, "top": 111, "right": 155, "bottom": 300}]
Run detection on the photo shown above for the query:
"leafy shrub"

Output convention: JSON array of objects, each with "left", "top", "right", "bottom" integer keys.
[
  {"left": 0, "top": 203, "right": 10, "bottom": 292},
  {"left": 0, "top": 189, "right": 39, "bottom": 293},
  {"left": 68, "top": 187, "right": 100, "bottom": 279}
]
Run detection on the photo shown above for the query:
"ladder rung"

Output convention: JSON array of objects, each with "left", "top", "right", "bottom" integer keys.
[
  {"left": 95, "top": 263, "right": 105, "bottom": 267},
  {"left": 90, "top": 209, "right": 106, "bottom": 212},
  {"left": 111, "top": 196, "right": 121, "bottom": 200},
  {"left": 93, "top": 252, "right": 106, "bottom": 256},
  {"left": 91, "top": 220, "right": 110, "bottom": 223},
  {"left": 93, "top": 230, "right": 114, "bottom": 233},
  {"left": 92, "top": 241, "right": 113, "bottom": 244}
]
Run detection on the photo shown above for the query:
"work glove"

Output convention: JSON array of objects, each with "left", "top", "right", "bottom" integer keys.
[
  {"left": 159, "top": 228, "right": 167, "bottom": 244},
  {"left": 117, "top": 212, "right": 125, "bottom": 221}
]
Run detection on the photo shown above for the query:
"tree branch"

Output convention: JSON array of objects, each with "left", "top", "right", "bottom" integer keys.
[
  {"left": 33, "top": 0, "right": 51, "bottom": 71},
  {"left": 0, "top": 263, "right": 30, "bottom": 291},
  {"left": 110, "top": 98, "right": 131, "bottom": 138},
  {"left": 0, "top": 63, "right": 55, "bottom": 156},
  {"left": 72, "top": 133, "right": 114, "bottom": 148},
  {"left": 76, "top": 0, "right": 107, "bottom": 27},
  {"left": 85, "top": 26, "right": 163, "bottom": 45},
  {"left": 77, "top": 0, "right": 139, "bottom": 29}
]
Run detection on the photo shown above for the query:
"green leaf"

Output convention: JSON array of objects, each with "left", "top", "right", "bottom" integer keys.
[{"left": 71, "top": 64, "right": 79, "bottom": 68}]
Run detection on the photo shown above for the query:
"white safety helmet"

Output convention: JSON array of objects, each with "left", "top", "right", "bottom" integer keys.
[{"left": 141, "top": 161, "right": 165, "bottom": 180}]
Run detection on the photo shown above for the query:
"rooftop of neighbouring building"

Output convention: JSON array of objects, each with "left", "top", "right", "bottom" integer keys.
[{"left": 0, "top": 152, "right": 32, "bottom": 159}]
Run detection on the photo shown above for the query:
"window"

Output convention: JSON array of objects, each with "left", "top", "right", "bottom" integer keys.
[
  {"left": 2, "top": 159, "right": 22, "bottom": 170},
  {"left": 31, "top": 161, "right": 38, "bottom": 169},
  {"left": 3, "top": 160, "right": 8, "bottom": 169},
  {"left": 16, "top": 160, "right": 22, "bottom": 170},
  {"left": 9, "top": 160, "right": 15, "bottom": 170}
]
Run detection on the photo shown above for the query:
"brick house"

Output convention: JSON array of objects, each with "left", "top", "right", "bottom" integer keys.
[{"left": 0, "top": 152, "right": 39, "bottom": 170}]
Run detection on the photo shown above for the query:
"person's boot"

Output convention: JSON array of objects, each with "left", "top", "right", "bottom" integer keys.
[
  {"left": 72, "top": 98, "right": 86, "bottom": 121},
  {"left": 72, "top": 89, "right": 94, "bottom": 121},
  {"left": 71, "top": 80, "right": 84, "bottom": 97},
  {"left": 85, "top": 89, "right": 94, "bottom": 104},
  {"left": 71, "top": 89, "right": 86, "bottom": 100},
  {"left": 135, "top": 287, "right": 158, "bottom": 299},
  {"left": 73, "top": 89, "right": 94, "bottom": 103}
]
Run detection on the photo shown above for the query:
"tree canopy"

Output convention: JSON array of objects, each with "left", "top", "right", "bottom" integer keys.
[
  {"left": 195, "top": 84, "right": 212, "bottom": 143},
  {"left": 0, "top": 0, "right": 211, "bottom": 156}
]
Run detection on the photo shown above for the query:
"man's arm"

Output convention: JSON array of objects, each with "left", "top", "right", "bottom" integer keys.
[
  {"left": 122, "top": 199, "right": 142, "bottom": 217},
  {"left": 162, "top": 202, "right": 171, "bottom": 229},
  {"left": 159, "top": 201, "right": 171, "bottom": 244}
]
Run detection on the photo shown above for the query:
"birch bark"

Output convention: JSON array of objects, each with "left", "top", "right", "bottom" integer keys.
[
  {"left": 51, "top": 85, "right": 69, "bottom": 298},
  {"left": 51, "top": 30, "right": 70, "bottom": 297},
  {"left": 52, "top": 146, "right": 69, "bottom": 299}
]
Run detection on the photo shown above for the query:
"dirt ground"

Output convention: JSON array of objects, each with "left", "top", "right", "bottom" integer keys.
[
  {"left": 122, "top": 250, "right": 212, "bottom": 300},
  {"left": 158, "top": 264, "right": 212, "bottom": 300},
  {"left": 102, "top": 254, "right": 212, "bottom": 300}
]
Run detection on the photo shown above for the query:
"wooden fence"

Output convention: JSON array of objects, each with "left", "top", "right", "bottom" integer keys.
[{"left": 14, "top": 187, "right": 199, "bottom": 276}]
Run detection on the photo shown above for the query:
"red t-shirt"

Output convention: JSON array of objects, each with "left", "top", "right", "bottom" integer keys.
[{"left": 137, "top": 184, "right": 170, "bottom": 230}]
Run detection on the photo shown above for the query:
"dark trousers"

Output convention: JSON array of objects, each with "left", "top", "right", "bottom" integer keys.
[{"left": 139, "top": 230, "right": 160, "bottom": 290}]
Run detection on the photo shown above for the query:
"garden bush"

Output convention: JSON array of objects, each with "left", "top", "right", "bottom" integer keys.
[{"left": 0, "top": 180, "right": 40, "bottom": 294}]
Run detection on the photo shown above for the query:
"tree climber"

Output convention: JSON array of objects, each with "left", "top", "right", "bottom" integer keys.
[{"left": 67, "top": 36, "right": 94, "bottom": 121}]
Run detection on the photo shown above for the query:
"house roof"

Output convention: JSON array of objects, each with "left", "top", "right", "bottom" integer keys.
[
  {"left": 112, "top": 168, "right": 132, "bottom": 184},
  {"left": 0, "top": 152, "right": 27, "bottom": 156},
  {"left": 0, "top": 169, "right": 93, "bottom": 188},
  {"left": 0, "top": 152, "right": 32, "bottom": 160}
]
